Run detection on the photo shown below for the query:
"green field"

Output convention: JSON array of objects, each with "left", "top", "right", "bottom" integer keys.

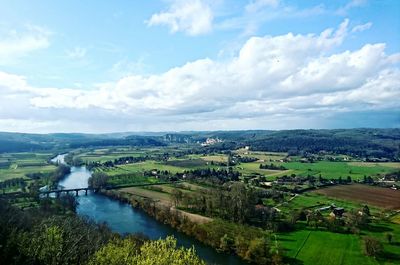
[
  {"left": 233, "top": 159, "right": 399, "bottom": 181},
  {"left": 199, "top": 154, "right": 228, "bottom": 163},
  {"left": 234, "top": 149, "right": 287, "bottom": 161},
  {"left": 78, "top": 148, "right": 400, "bottom": 182},
  {"left": 97, "top": 161, "right": 186, "bottom": 175},
  {"left": 166, "top": 158, "right": 207, "bottom": 168},
  {"left": 269, "top": 161, "right": 399, "bottom": 180},
  {"left": 0, "top": 152, "right": 56, "bottom": 181},
  {"left": 118, "top": 182, "right": 209, "bottom": 205},
  {"left": 229, "top": 150, "right": 400, "bottom": 180},
  {"left": 77, "top": 146, "right": 188, "bottom": 163},
  {"left": 95, "top": 157, "right": 221, "bottom": 177},
  {"left": 105, "top": 174, "right": 160, "bottom": 186},
  {"left": 79, "top": 154, "right": 143, "bottom": 163},
  {"left": 235, "top": 162, "right": 283, "bottom": 176},
  {"left": 276, "top": 192, "right": 382, "bottom": 215},
  {"left": 280, "top": 230, "right": 376, "bottom": 265},
  {"left": 280, "top": 222, "right": 400, "bottom": 265}
]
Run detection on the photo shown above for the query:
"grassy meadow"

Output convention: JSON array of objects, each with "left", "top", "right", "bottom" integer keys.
[
  {"left": 279, "top": 220, "right": 400, "bottom": 265},
  {"left": 235, "top": 151, "right": 400, "bottom": 180},
  {"left": 0, "top": 152, "right": 57, "bottom": 182}
]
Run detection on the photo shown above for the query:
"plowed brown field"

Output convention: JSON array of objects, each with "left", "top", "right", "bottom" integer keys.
[{"left": 313, "top": 184, "right": 400, "bottom": 210}]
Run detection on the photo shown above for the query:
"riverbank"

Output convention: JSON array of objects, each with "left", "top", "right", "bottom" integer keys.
[
  {"left": 100, "top": 188, "right": 276, "bottom": 264},
  {"left": 101, "top": 188, "right": 211, "bottom": 227},
  {"left": 52, "top": 154, "right": 246, "bottom": 264},
  {"left": 106, "top": 187, "right": 212, "bottom": 224}
]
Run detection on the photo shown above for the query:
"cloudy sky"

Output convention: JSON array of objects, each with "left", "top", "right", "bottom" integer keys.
[{"left": 0, "top": 0, "right": 399, "bottom": 133}]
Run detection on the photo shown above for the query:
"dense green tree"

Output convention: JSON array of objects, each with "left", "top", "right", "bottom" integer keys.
[
  {"left": 88, "top": 172, "right": 109, "bottom": 188},
  {"left": 88, "top": 237, "right": 139, "bottom": 265},
  {"left": 385, "top": 232, "right": 393, "bottom": 244},
  {"left": 54, "top": 164, "right": 71, "bottom": 180},
  {"left": 219, "top": 234, "right": 234, "bottom": 252},
  {"left": 245, "top": 237, "right": 271, "bottom": 264},
  {"left": 363, "top": 236, "right": 383, "bottom": 258},
  {"left": 89, "top": 236, "right": 205, "bottom": 265},
  {"left": 23, "top": 225, "right": 64, "bottom": 265}
]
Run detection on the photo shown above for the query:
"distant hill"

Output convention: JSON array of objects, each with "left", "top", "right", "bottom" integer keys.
[
  {"left": 158, "top": 129, "right": 400, "bottom": 160},
  {"left": 0, "top": 129, "right": 399, "bottom": 159}
]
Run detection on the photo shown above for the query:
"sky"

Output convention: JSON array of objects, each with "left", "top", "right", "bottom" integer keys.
[{"left": 0, "top": 0, "right": 399, "bottom": 133}]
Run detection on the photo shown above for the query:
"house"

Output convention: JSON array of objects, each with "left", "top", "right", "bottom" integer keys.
[
  {"left": 260, "top": 181, "right": 273, "bottom": 187},
  {"left": 329, "top": 207, "right": 345, "bottom": 218},
  {"left": 283, "top": 157, "right": 292, "bottom": 162},
  {"left": 318, "top": 206, "right": 331, "bottom": 211}
]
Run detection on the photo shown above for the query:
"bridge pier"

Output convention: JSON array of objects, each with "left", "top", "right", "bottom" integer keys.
[
  {"left": 46, "top": 193, "right": 50, "bottom": 198},
  {"left": 85, "top": 189, "right": 88, "bottom": 196},
  {"left": 75, "top": 190, "right": 79, "bottom": 196}
]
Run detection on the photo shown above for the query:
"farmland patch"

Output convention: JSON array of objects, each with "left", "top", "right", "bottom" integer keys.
[{"left": 312, "top": 184, "right": 400, "bottom": 210}]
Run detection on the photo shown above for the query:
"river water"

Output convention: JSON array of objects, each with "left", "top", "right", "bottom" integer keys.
[{"left": 51, "top": 154, "right": 244, "bottom": 265}]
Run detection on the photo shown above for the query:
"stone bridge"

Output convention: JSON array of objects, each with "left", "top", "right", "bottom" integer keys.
[{"left": 40, "top": 187, "right": 98, "bottom": 197}]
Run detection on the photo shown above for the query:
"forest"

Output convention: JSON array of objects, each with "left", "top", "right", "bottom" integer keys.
[{"left": 1, "top": 129, "right": 399, "bottom": 160}]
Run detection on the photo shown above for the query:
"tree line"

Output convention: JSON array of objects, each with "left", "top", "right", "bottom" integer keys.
[
  {"left": 259, "top": 163, "right": 287, "bottom": 170},
  {"left": 0, "top": 178, "right": 26, "bottom": 192},
  {"left": 182, "top": 168, "right": 240, "bottom": 183}
]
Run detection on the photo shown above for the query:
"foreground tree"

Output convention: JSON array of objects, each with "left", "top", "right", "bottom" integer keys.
[
  {"left": 89, "top": 236, "right": 205, "bottom": 265},
  {"left": 23, "top": 225, "right": 64, "bottom": 265}
]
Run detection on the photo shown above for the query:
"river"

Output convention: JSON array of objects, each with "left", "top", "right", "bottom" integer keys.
[{"left": 51, "top": 154, "right": 245, "bottom": 265}]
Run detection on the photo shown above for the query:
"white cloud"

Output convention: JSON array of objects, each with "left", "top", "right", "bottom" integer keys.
[
  {"left": 352, "top": 22, "right": 372, "bottom": 33},
  {"left": 0, "top": 24, "right": 51, "bottom": 64},
  {"left": 0, "top": 71, "right": 29, "bottom": 92},
  {"left": 245, "top": 0, "right": 280, "bottom": 13},
  {"left": 66, "top": 47, "right": 87, "bottom": 59},
  {"left": 1, "top": 20, "right": 399, "bottom": 132},
  {"left": 147, "top": 0, "right": 213, "bottom": 36},
  {"left": 218, "top": 1, "right": 327, "bottom": 36},
  {"left": 110, "top": 57, "right": 150, "bottom": 78},
  {"left": 319, "top": 69, "right": 400, "bottom": 108},
  {"left": 336, "top": 0, "right": 367, "bottom": 15}
]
